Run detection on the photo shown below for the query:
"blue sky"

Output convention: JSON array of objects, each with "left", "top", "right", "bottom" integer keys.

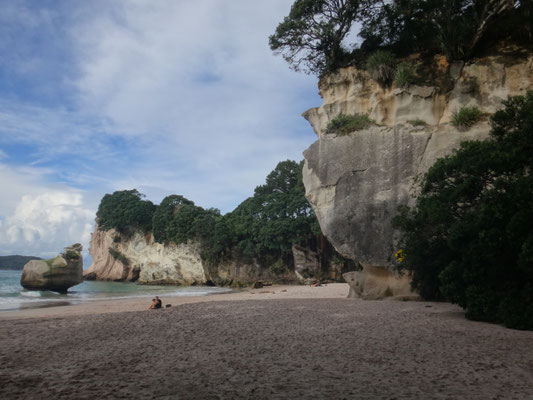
[{"left": 0, "top": 0, "right": 322, "bottom": 259}]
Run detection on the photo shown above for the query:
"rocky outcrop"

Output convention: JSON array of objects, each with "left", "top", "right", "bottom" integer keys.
[
  {"left": 21, "top": 244, "right": 83, "bottom": 293},
  {"left": 85, "top": 224, "right": 335, "bottom": 286},
  {"left": 292, "top": 244, "right": 320, "bottom": 284},
  {"left": 302, "top": 49, "right": 533, "bottom": 299},
  {"left": 343, "top": 269, "right": 418, "bottom": 301},
  {"left": 84, "top": 224, "right": 206, "bottom": 285}
]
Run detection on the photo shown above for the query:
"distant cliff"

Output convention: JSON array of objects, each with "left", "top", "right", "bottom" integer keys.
[
  {"left": 302, "top": 47, "right": 533, "bottom": 298},
  {"left": 84, "top": 223, "right": 354, "bottom": 287},
  {"left": 0, "top": 255, "right": 42, "bottom": 270}
]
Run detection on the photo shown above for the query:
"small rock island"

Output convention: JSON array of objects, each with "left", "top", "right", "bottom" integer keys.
[{"left": 20, "top": 243, "right": 83, "bottom": 293}]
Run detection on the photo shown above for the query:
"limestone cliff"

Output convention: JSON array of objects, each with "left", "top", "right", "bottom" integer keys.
[
  {"left": 85, "top": 223, "right": 351, "bottom": 286},
  {"left": 302, "top": 49, "right": 533, "bottom": 298},
  {"left": 84, "top": 224, "right": 206, "bottom": 285}
]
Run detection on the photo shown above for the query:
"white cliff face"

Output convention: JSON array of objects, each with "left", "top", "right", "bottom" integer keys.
[
  {"left": 84, "top": 224, "right": 318, "bottom": 286},
  {"left": 303, "top": 52, "right": 533, "bottom": 136},
  {"left": 84, "top": 224, "right": 206, "bottom": 285},
  {"left": 302, "top": 49, "right": 533, "bottom": 299}
]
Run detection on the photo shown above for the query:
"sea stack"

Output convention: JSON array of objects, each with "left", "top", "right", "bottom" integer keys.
[{"left": 21, "top": 243, "right": 83, "bottom": 293}]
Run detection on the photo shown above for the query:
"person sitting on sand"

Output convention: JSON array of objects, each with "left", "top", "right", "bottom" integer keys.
[{"left": 148, "top": 296, "right": 162, "bottom": 310}]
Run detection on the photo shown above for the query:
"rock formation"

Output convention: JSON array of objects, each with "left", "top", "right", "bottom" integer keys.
[
  {"left": 85, "top": 223, "right": 338, "bottom": 286},
  {"left": 21, "top": 244, "right": 83, "bottom": 293},
  {"left": 84, "top": 224, "right": 206, "bottom": 285},
  {"left": 302, "top": 49, "right": 533, "bottom": 299}
]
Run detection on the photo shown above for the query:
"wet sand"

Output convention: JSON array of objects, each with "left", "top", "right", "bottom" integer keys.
[{"left": 1, "top": 284, "right": 532, "bottom": 399}]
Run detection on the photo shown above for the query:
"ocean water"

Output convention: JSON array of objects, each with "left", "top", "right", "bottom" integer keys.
[{"left": 0, "top": 270, "right": 231, "bottom": 312}]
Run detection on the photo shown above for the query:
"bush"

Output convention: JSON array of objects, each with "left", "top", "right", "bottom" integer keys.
[
  {"left": 64, "top": 250, "right": 80, "bottom": 260},
  {"left": 96, "top": 190, "right": 155, "bottom": 233},
  {"left": 366, "top": 50, "right": 396, "bottom": 84},
  {"left": 324, "top": 113, "right": 372, "bottom": 135},
  {"left": 108, "top": 248, "right": 129, "bottom": 266},
  {"left": 407, "top": 119, "right": 427, "bottom": 126},
  {"left": 451, "top": 106, "right": 483, "bottom": 129},
  {"left": 394, "top": 92, "right": 533, "bottom": 330},
  {"left": 394, "top": 62, "right": 416, "bottom": 87}
]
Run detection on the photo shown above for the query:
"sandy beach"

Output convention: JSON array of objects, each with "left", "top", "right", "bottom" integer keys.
[{"left": 1, "top": 283, "right": 532, "bottom": 399}]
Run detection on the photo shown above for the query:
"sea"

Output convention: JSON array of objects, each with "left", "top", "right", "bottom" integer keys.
[{"left": 0, "top": 269, "right": 231, "bottom": 312}]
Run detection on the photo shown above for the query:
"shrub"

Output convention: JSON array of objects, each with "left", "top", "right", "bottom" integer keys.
[
  {"left": 394, "top": 62, "right": 416, "bottom": 87},
  {"left": 394, "top": 92, "right": 533, "bottom": 330},
  {"left": 451, "top": 106, "right": 483, "bottom": 129},
  {"left": 366, "top": 50, "right": 396, "bottom": 84},
  {"left": 407, "top": 119, "right": 427, "bottom": 126},
  {"left": 64, "top": 250, "right": 80, "bottom": 260},
  {"left": 324, "top": 113, "right": 372, "bottom": 135},
  {"left": 96, "top": 189, "right": 156, "bottom": 233},
  {"left": 108, "top": 248, "right": 129, "bottom": 266}
]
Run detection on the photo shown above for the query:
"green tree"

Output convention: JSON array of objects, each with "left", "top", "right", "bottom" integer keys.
[
  {"left": 96, "top": 189, "right": 155, "bottom": 234},
  {"left": 394, "top": 92, "right": 533, "bottom": 330},
  {"left": 360, "top": 0, "right": 515, "bottom": 59},
  {"left": 226, "top": 160, "right": 321, "bottom": 263},
  {"left": 272, "top": 1, "right": 523, "bottom": 76},
  {"left": 152, "top": 195, "right": 194, "bottom": 244},
  {"left": 269, "top": 0, "right": 363, "bottom": 75}
]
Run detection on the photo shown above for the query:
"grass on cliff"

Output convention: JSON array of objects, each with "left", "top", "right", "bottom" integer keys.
[
  {"left": 451, "top": 106, "right": 484, "bottom": 129},
  {"left": 407, "top": 119, "right": 427, "bottom": 126},
  {"left": 394, "top": 62, "right": 417, "bottom": 87},
  {"left": 324, "top": 113, "right": 372, "bottom": 135},
  {"left": 366, "top": 50, "right": 396, "bottom": 85},
  {"left": 108, "top": 247, "right": 129, "bottom": 266}
]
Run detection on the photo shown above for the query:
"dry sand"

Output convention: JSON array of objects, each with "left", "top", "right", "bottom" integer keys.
[{"left": 1, "top": 283, "right": 532, "bottom": 399}]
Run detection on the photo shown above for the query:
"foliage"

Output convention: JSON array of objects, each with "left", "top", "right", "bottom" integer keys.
[
  {"left": 214, "top": 160, "right": 322, "bottom": 265},
  {"left": 359, "top": 0, "right": 517, "bottom": 60},
  {"left": 393, "top": 91, "right": 533, "bottom": 330},
  {"left": 407, "top": 119, "right": 427, "bottom": 126},
  {"left": 272, "top": 1, "right": 526, "bottom": 75},
  {"left": 96, "top": 189, "right": 156, "bottom": 234},
  {"left": 451, "top": 105, "right": 484, "bottom": 129},
  {"left": 366, "top": 50, "right": 396, "bottom": 84},
  {"left": 152, "top": 195, "right": 195, "bottom": 244},
  {"left": 108, "top": 248, "right": 129, "bottom": 266},
  {"left": 96, "top": 161, "right": 347, "bottom": 279},
  {"left": 324, "top": 113, "right": 372, "bottom": 135},
  {"left": 64, "top": 250, "right": 80, "bottom": 260},
  {"left": 394, "top": 62, "right": 416, "bottom": 87},
  {"left": 269, "top": 0, "right": 364, "bottom": 75}
]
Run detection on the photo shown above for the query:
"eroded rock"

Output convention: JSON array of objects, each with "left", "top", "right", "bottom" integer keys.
[
  {"left": 343, "top": 268, "right": 418, "bottom": 300},
  {"left": 302, "top": 50, "right": 533, "bottom": 299},
  {"left": 21, "top": 244, "right": 83, "bottom": 293}
]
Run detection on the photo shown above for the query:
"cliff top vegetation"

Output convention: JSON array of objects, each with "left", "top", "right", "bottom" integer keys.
[
  {"left": 96, "top": 161, "right": 338, "bottom": 272},
  {"left": 270, "top": 0, "right": 532, "bottom": 76}
]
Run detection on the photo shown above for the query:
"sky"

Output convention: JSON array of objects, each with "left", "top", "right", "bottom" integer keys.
[{"left": 0, "top": 0, "right": 323, "bottom": 260}]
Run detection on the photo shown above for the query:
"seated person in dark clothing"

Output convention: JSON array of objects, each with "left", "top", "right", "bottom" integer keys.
[{"left": 148, "top": 296, "right": 163, "bottom": 310}]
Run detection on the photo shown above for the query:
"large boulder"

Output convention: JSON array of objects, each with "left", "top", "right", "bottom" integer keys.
[
  {"left": 343, "top": 268, "right": 419, "bottom": 300},
  {"left": 21, "top": 244, "right": 83, "bottom": 293}
]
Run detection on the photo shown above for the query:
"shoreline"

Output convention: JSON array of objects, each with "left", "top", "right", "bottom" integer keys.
[{"left": 0, "top": 283, "right": 351, "bottom": 320}]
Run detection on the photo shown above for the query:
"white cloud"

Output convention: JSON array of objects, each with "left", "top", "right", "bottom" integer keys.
[
  {"left": 0, "top": 191, "right": 94, "bottom": 259},
  {"left": 67, "top": 0, "right": 321, "bottom": 211},
  {"left": 0, "top": 163, "right": 96, "bottom": 260}
]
